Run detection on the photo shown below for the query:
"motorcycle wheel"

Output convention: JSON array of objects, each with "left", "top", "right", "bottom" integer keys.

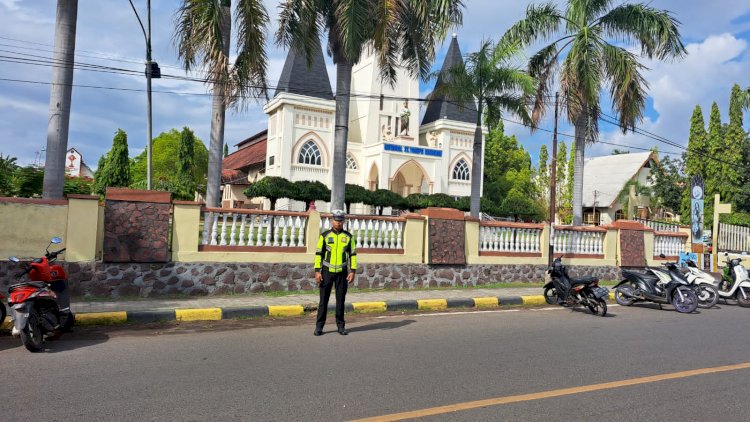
[
  {"left": 0, "top": 303, "right": 6, "bottom": 327},
  {"left": 543, "top": 286, "right": 559, "bottom": 305},
  {"left": 586, "top": 293, "right": 607, "bottom": 317},
  {"left": 61, "top": 312, "right": 75, "bottom": 332},
  {"left": 737, "top": 287, "right": 750, "bottom": 308},
  {"left": 695, "top": 284, "right": 719, "bottom": 308},
  {"left": 614, "top": 285, "right": 635, "bottom": 306},
  {"left": 20, "top": 308, "right": 45, "bottom": 353},
  {"left": 672, "top": 286, "right": 699, "bottom": 313}
]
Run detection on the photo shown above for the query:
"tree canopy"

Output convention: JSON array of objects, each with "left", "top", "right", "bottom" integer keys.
[{"left": 130, "top": 128, "right": 208, "bottom": 199}]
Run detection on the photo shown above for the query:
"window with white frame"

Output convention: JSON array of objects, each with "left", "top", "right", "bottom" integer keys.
[
  {"left": 452, "top": 159, "right": 470, "bottom": 181},
  {"left": 346, "top": 153, "right": 358, "bottom": 170},
  {"left": 298, "top": 140, "right": 322, "bottom": 166}
]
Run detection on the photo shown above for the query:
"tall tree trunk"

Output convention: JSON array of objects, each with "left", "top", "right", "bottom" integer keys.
[
  {"left": 331, "top": 60, "right": 353, "bottom": 212},
  {"left": 572, "top": 112, "right": 587, "bottom": 226},
  {"left": 42, "top": 0, "right": 78, "bottom": 199},
  {"left": 205, "top": 2, "right": 231, "bottom": 208},
  {"left": 469, "top": 113, "right": 483, "bottom": 218}
]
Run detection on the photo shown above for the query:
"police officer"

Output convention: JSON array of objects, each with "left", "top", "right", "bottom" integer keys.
[{"left": 314, "top": 209, "right": 357, "bottom": 336}]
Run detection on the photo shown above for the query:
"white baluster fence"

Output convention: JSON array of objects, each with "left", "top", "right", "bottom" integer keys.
[
  {"left": 654, "top": 233, "right": 686, "bottom": 257},
  {"left": 479, "top": 223, "right": 544, "bottom": 254},
  {"left": 718, "top": 223, "right": 750, "bottom": 253},
  {"left": 634, "top": 217, "right": 680, "bottom": 233},
  {"left": 321, "top": 215, "right": 405, "bottom": 250},
  {"left": 200, "top": 208, "right": 308, "bottom": 248},
  {"left": 552, "top": 227, "right": 605, "bottom": 255}
]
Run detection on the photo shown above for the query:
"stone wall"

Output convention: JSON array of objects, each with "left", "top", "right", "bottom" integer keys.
[
  {"left": 103, "top": 201, "right": 170, "bottom": 262},
  {"left": 0, "top": 260, "right": 621, "bottom": 299}
]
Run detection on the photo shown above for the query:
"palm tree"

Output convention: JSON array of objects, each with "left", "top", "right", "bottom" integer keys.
[
  {"left": 503, "top": 1, "right": 686, "bottom": 225},
  {"left": 431, "top": 40, "right": 535, "bottom": 217},
  {"left": 174, "top": 0, "right": 269, "bottom": 207},
  {"left": 42, "top": 0, "right": 79, "bottom": 199},
  {"left": 276, "top": 0, "right": 464, "bottom": 211},
  {"left": 741, "top": 87, "right": 750, "bottom": 112}
]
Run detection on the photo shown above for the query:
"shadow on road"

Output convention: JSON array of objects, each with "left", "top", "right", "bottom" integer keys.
[
  {"left": 0, "top": 329, "right": 110, "bottom": 353},
  {"left": 569, "top": 307, "right": 617, "bottom": 317},
  {"left": 43, "top": 331, "right": 110, "bottom": 353},
  {"left": 347, "top": 319, "right": 416, "bottom": 333},
  {"left": 628, "top": 302, "right": 703, "bottom": 314}
]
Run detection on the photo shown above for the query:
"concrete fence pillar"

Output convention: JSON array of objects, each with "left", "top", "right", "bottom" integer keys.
[
  {"left": 65, "top": 195, "right": 100, "bottom": 262},
  {"left": 172, "top": 201, "right": 202, "bottom": 260},
  {"left": 403, "top": 214, "right": 426, "bottom": 262},
  {"left": 306, "top": 210, "right": 321, "bottom": 255}
]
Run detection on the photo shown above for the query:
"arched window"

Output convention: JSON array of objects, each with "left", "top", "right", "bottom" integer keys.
[
  {"left": 346, "top": 153, "right": 358, "bottom": 170},
  {"left": 298, "top": 140, "right": 322, "bottom": 166},
  {"left": 615, "top": 209, "right": 626, "bottom": 220},
  {"left": 452, "top": 159, "right": 470, "bottom": 181}
]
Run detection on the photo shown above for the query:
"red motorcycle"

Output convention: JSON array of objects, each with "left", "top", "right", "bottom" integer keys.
[
  {"left": 8, "top": 237, "right": 75, "bottom": 352},
  {"left": 0, "top": 292, "right": 6, "bottom": 327}
]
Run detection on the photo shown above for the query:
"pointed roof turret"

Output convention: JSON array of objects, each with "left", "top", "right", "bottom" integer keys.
[
  {"left": 421, "top": 34, "right": 477, "bottom": 125},
  {"left": 274, "top": 41, "right": 333, "bottom": 100}
]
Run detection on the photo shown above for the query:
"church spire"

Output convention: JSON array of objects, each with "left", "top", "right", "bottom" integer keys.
[
  {"left": 274, "top": 41, "right": 333, "bottom": 100},
  {"left": 421, "top": 34, "right": 477, "bottom": 125}
]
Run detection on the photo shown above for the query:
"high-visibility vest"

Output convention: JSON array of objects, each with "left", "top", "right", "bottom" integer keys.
[{"left": 314, "top": 229, "right": 357, "bottom": 273}]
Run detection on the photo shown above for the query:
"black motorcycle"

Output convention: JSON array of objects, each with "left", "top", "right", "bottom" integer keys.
[
  {"left": 543, "top": 256, "right": 609, "bottom": 316},
  {"left": 614, "top": 258, "right": 699, "bottom": 313}
]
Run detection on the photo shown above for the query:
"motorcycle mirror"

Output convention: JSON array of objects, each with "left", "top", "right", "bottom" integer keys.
[
  {"left": 9, "top": 256, "right": 19, "bottom": 263},
  {"left": 659, "top": 253, "right": 666, "bottom": 258},
  {"left": 51, "top": 237, "right": 62, "bottom": 244}
]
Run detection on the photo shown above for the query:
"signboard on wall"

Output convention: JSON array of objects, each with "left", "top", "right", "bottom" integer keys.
[
  {"left": 65, "top": 148, "right": 82, "bottom": 177},
  {"left": 690, "top": 174, "right": 704, "bottom": 246}
]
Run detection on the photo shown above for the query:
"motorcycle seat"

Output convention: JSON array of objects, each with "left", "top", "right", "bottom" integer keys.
[
  {"left": 9, "top": 281, "right": 48, "bottom": 291},
  {"left": 570, "top": 275, "right": 598, "bottom": 286},
  {"left": 622, "top": 269, "right": 659, "bottom": 283}
]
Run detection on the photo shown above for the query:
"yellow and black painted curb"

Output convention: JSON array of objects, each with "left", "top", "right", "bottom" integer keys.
[{"left": 36, "top": 292, "right": 619, "bottom": 327}]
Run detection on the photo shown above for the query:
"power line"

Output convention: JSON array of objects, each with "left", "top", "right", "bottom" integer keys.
[{"left": 0, "top": 53, "right": 736, "bottom": 166}]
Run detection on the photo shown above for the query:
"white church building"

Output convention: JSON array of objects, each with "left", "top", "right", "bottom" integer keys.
[{"left": 221, "top": 35, "right": 485, "bottom": 212}]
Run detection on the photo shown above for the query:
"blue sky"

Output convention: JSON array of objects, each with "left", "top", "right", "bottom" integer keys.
[{"left": 1, "top": 0, "right": 749, "bottom": 169}]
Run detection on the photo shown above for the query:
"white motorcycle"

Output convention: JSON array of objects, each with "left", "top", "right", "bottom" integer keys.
[{"left": 684, "top": 255, "right": 750, "bottom": 307}]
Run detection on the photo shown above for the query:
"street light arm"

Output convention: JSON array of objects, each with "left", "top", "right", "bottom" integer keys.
[{"left": 128, "top": 0, "right": 151, "bottom": 58}]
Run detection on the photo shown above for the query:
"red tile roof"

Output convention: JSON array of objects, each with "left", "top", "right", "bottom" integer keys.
[
  {"left": 221, "top": 169, "right": 249, "bottom": 184},
  {"left": 223, "top": 135, "right": 267, "bottom": 171}
]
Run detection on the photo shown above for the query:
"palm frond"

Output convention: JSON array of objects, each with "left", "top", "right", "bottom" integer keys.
[
  {"left": 276, "top": 0, "right": 325, "bottom": 68},
  {"left": 488, "top": 93, "right": 533, "bottom": 127},
  {"left": 371, "top": 0, "right": 399, "bottom": 84},
  {"left": 334, "top": 0, "right": 374, "bottom": 63},
  {"left": 601, "top": 43, "right": 647, "bottom": 132},
  {"left": 561, "top": 32, "right": 603, "bottom": 143},
  {"left": 501, "top": 2, "right": 563, "bottom": 47},
  {"left": 598, "top": 4, "right": 686, "bottom": 60},
  {"left": 230, "top": 0, "right": 269, "bottom": 106},
  {"left": 428, "top": 61, "right": 475, "bottom": 104},
  {"left": 525, "top": 41, "right": 560, "bottom": 125},
  {"left": 174, "top": 0, "right": 225, "bottom": 73}
]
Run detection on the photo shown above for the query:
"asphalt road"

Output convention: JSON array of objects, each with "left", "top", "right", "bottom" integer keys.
[{"left": 1, "top": 302, "right": 749, "bottom": 421}]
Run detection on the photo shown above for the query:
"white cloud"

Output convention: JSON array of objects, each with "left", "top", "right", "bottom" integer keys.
[{"left": 592, "top": 33, "right": 750, "bottom": 158}]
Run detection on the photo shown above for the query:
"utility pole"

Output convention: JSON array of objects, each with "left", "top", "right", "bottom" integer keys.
[
  {"left": 548, "top": 92, "right": 559, "bottom": 266},
  {"left": 129, "top": 0, "right": 160, "bottom": 190}
]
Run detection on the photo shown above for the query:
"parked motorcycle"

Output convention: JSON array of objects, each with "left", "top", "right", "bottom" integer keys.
[
  {"left": 614, "top": 259, "right": 699, "bottom": 313},
  {"left": 0, "top": 292, "right": 6, "bottom": 327},
  {"left": 543, "top": 256, "right": 609, "bottom": 316},
  {"left": 661, "top": 257, "right": 718, "bottom": 308},
  {"left": 7, "top": 237, "right": 75, "bottom": 352},
  {"left": 689, "top": 254, "right": 750, "bottom": 307}
]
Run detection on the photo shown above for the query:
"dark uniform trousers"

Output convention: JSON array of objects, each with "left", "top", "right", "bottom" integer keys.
[{"left": 316, "top": 267, "right": 348, "bottom": 331}]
